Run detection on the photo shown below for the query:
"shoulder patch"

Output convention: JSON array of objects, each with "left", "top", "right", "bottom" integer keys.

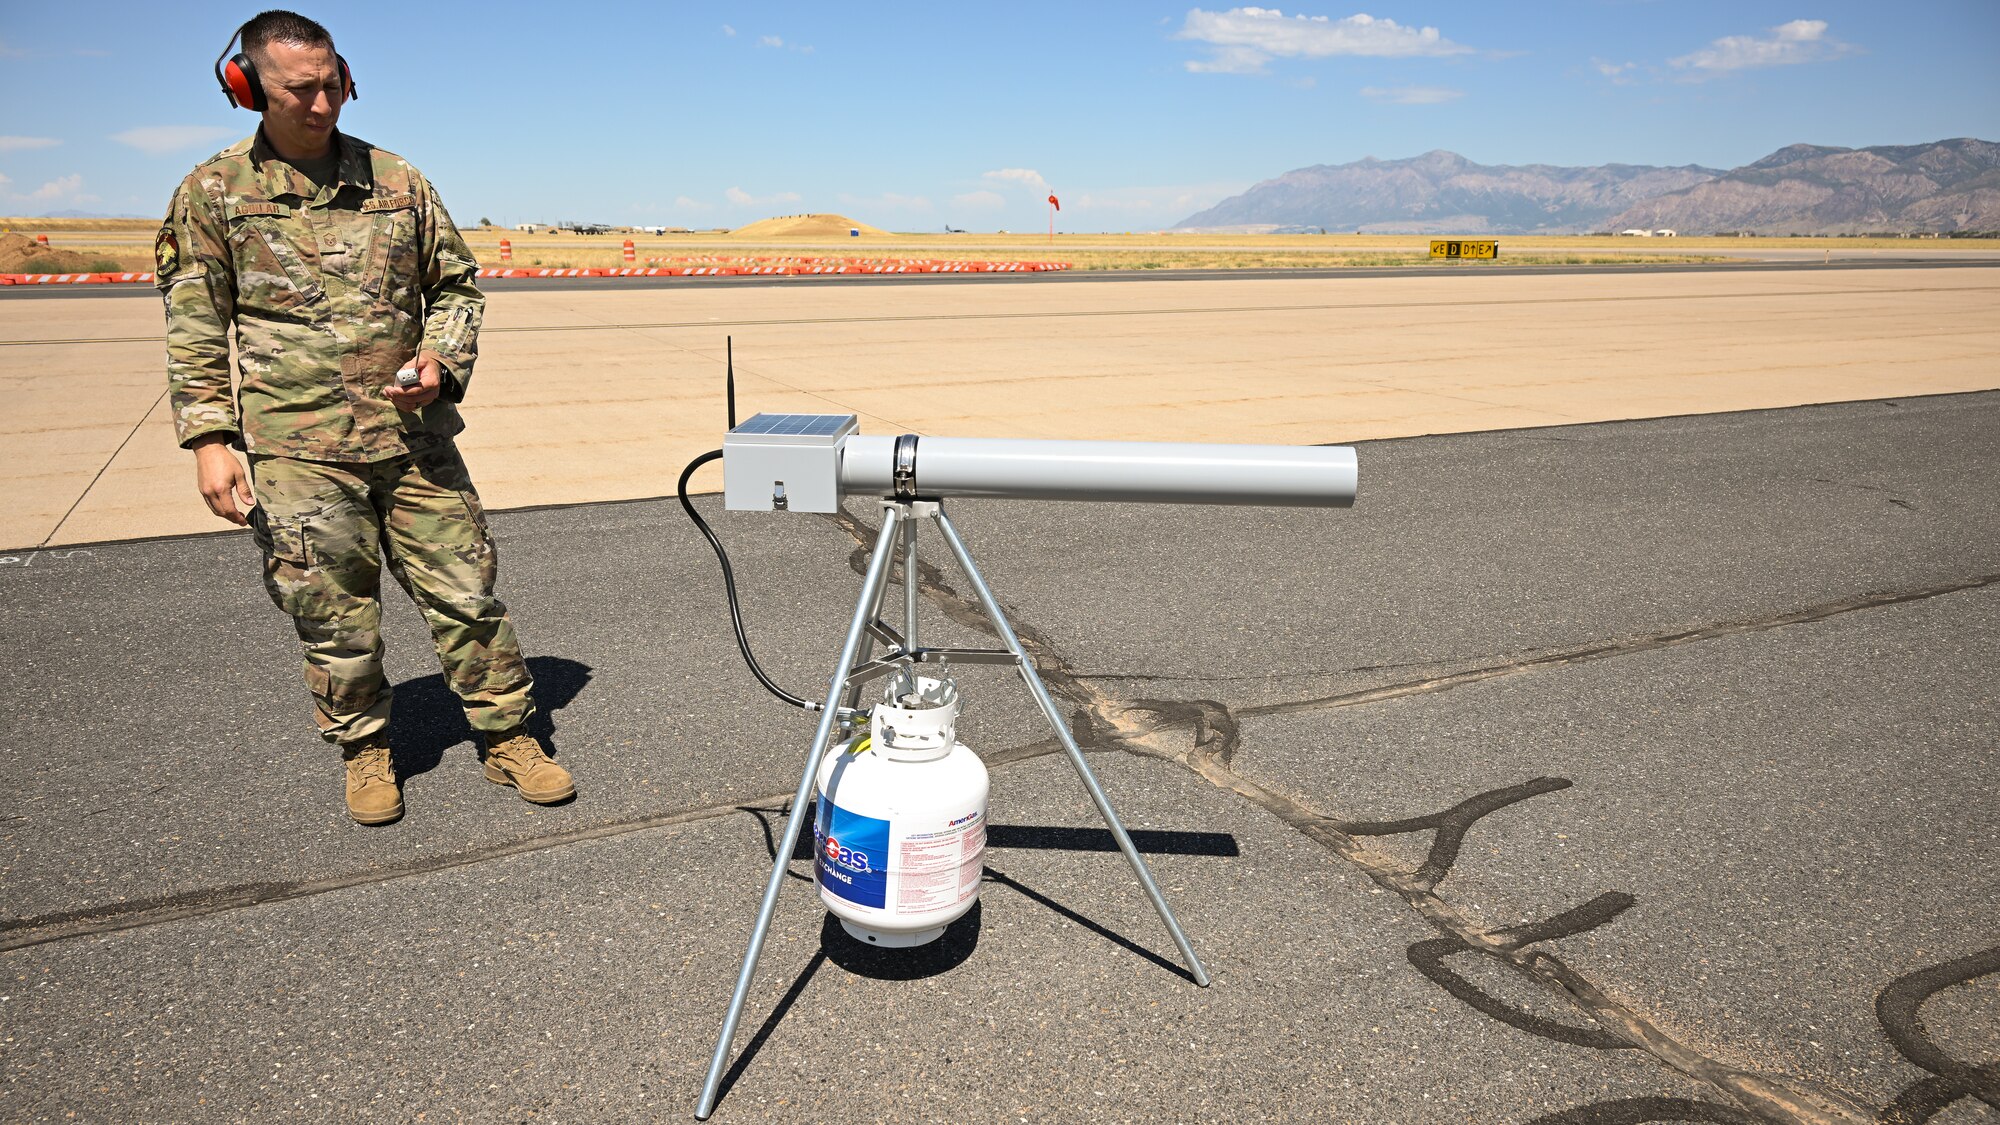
[
  {"left": 154, "top": 227, "right": 180, "bottom": 277},
  {"left": 361, "top": 193, "right": 417, "bottom": 213}
]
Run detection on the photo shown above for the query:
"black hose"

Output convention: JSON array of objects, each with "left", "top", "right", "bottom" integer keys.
[{"left": 677, "top": 449, "right": 818, "bottom": 711}]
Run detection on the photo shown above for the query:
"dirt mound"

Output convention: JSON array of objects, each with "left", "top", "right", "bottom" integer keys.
[
  {"left": 0, "top": 232, "right": 105, "bottom": 272},
  {"left": 729, "top": 213, "right": 889, "bottom": 238}
]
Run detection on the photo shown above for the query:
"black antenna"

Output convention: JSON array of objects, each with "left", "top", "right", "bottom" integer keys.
[{"left": 726, "top": 336, "right": 737, "bottom": 430}]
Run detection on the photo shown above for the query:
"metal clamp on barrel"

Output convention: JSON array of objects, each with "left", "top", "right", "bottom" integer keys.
[{"left": 893, "top": 433, "right": 920, "bottom": 500}]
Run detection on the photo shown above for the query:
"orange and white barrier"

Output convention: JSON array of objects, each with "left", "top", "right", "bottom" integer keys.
[
  {"left": 0, "top": 271, "right": 155, "bottom": 285},
  {"left": 499, "top": 238, "right": 512, "bottom": 263},
  {"left": 1, "top": 259, "right": 1072, "bottom": 286},
  {"left": 622, "top": 240, "right": 635, "bottom": 263}
]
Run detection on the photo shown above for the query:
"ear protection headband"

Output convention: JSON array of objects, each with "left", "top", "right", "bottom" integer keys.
[{"left": 213, "top": 25, "right": 356, "bottom": 111}]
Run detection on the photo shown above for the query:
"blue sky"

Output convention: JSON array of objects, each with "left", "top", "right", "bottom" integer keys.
[{"left": 3, "top": 2, "right": 1995, "bottom": 231}]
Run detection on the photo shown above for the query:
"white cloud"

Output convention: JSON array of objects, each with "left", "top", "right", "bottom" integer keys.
[
  {"left": 674, "top": 195, "right": 711, "bottom": 210},
  {"left": 0, "top": 38, "right": 26, "bottom": 58},
  {"left": 3, "top": 172, "right": 99, "bottom": 208},
  {"left": 983, "top": 168, "right": 1050, "bottom": 191},
  {"left": 1178, "top": 8, "right": 1471, "bottom": 74},
  {"left": 725, "top": 187, "right": 802, "bottom": 207},
  {"left": 32, "top": 174, "right": 90, "bottom": 202},
  {"left": 952, "top": 190, "right": 1006, "bottom": 210},
  {"left": 1359, "top": 85, "right": 1463, "bottom": 105},
  {"left": 109, "top": 125, "right": 238, "bottom": 156},
  {"left": 754, "top": 33, "right": 813, "bottom": 53},
  {"left": 1670, "top": 19, "right": 1854, "bottom": 75},
  {"left": 0, "top": 172, "right": 11, "bottom": 188},
  {"left": 722, "top": 24, "right": 736, "bottom": 36},
  {"left": 1591, "top": 58, "right": 1638, "bottom": 84},
  {"left": 1187, "top": 45, "right": 1271, "bottom": 74},
  {"left": 0, "top": 135, "right": 62, "bottom": 153}
]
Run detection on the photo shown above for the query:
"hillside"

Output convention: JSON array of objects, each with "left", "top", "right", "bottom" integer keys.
[
  {"left": 1176, "top": 151, "right": 1722, "bottom": 234},
  {"left": 1604, "top": 138, "right": 2000, "bottom": 234}
]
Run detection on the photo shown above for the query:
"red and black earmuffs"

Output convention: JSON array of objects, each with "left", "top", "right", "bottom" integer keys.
[{"left": 213, "top": 25, "right": 356, "bottom": 111}]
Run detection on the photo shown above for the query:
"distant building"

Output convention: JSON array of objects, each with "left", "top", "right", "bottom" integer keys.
[{"left": 1619, "top": 229, "right": 1653, "bottom": 237}]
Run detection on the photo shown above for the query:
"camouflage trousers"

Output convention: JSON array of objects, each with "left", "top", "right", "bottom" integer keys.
[{"left": 248, "top": 443, "right": 536, "bottom": 745}]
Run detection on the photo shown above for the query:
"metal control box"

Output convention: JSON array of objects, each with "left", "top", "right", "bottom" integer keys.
[{"left": 723, "top": 413, "right": 859, "bottom": 512}]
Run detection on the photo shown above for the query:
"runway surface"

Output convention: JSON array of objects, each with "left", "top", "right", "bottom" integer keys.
[{"left": 4, "top": 261, "right": 1996, "bottom": 548}]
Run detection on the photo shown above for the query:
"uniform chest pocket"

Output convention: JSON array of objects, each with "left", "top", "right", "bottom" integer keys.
[
  {"left": 226, "top": 205, "right": 324, "bottom": 309},
  {"left": 361, "top": 194, "right": 421, "bottom": 299}
]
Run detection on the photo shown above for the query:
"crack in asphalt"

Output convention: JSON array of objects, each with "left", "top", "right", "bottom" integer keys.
[{"left": 826, "top": 507, "right": 1998, "bottom": 1125}]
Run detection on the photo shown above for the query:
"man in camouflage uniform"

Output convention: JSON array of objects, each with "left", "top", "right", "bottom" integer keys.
[{"left": 157, "top": 10, "right": 573, "bottom": 824}]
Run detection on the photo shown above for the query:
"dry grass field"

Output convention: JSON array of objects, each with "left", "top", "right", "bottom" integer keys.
[{"left": 6, "top": 216, "right": 1996, "bottom": 273}]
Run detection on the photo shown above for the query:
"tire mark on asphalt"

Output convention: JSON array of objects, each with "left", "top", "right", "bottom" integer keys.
[{"left": 825, "top": 507, "right": 1984, "bottom": 1124}]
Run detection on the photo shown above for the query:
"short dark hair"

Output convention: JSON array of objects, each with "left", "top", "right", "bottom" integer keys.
[{"left": 241, "top": 10, "right": 335, "bottom": 64}]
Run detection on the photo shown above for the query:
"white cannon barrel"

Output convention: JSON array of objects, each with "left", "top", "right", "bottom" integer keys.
[{"left": 841, "top": 434, "right": 1356, "bottom": 508}]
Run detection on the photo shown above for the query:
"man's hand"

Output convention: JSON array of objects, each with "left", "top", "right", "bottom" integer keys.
[
  {"left": 384, "top": 351, "right": 445, "bottom": 412},
  {"left": 192, "top": 435, "right": 254, "bottom": 525}
]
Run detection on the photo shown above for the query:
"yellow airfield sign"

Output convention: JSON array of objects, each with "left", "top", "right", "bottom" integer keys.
[{"left": 1430, "top": 240, "right": 1499, "bottom": 260}]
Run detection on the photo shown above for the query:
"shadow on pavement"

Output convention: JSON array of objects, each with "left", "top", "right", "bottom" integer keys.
[{"left": 386, "top": 654, "right": 594, "bottom": 779}]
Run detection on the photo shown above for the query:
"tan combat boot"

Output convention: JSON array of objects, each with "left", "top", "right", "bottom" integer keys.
[
  {"left": 341, "top": 735, "right": 403, "bottom": 825},
  {"left": 482, "top": 728, "right": 576, "bottom": 804}
]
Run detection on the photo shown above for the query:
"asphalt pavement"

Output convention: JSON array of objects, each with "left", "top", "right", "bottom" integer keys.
[{"left": 3, "top": 393, "right": 1995, "bottom": 1123}]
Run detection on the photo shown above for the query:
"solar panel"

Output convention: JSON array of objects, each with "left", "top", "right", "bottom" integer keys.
[{"left": 734, "top": 413, "right": 853, "bottom": 437}]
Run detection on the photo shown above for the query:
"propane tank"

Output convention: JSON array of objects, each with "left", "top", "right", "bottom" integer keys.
[{"left": 815, "top": 670, "right": 989, "bottom": 946}]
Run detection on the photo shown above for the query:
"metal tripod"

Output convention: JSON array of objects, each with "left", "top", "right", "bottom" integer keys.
[{"left": 694, "top": 499, "right": 1210, "bottom": 1118}]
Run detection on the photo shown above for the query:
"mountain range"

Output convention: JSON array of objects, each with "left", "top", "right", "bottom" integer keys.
[{"left": 1176, "top": 138, "right": 2000, "bottom": 235}]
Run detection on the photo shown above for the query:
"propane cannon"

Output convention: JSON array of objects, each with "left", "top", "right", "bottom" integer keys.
[
  {"left": 688, "top": 408, "right": 1358, "bottom": 1119},
  {"left": 721, "top": 412, "right": 1357, "bottom": 511}
]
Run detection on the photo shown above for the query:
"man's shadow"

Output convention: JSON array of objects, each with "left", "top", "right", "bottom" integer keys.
[{"left": 385, "top": 655, "right": 593, "bottom": 779}]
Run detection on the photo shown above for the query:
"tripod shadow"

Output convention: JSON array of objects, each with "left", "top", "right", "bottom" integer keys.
[
  {"left": 713, "top": 813, "right": 1233, "bottom": 1109},
  {"left": 386, "top": 655, "right": 593, "bottom": 780},
  {"left": 740, "top": 805, "right": 1226, "bottom": 984}
]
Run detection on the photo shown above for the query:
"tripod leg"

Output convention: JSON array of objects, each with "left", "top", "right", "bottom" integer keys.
[
  {"left": 902, "top": 514, "right": 920, "bottom": 653},
  {"left": 842, "top": 507, "right": 902, "bottom": 711},
  {"left": 929, "top": 507, "right": 1211, "bottom": 987},
  {"left": 696, "top": 506, "right": 905, "bottom": 1119}
]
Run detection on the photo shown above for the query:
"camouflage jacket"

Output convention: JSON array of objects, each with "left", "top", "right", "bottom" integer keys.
[{"left": 155, "top": 129, "right": 484, "bottom": 461}]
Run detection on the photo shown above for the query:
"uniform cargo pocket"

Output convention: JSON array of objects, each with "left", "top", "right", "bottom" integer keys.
[{"left": 251, "top": 506, "right": 311, "bottom": 567}]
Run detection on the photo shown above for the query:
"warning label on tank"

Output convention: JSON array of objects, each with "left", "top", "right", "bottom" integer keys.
[
  {"left": 815, "top": 799, "right": 889, "bottom": 909},
  {"left": 896, "top": 817, "right": 985, "bottom": 912}
]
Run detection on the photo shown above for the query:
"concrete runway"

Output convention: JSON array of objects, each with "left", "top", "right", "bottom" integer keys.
[
  {"left": 3, "top": 261, "right": 1996, "bottom": 549},
  {"left": 1, "top": 265, "right": 1997, "bottom": 1123}
]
